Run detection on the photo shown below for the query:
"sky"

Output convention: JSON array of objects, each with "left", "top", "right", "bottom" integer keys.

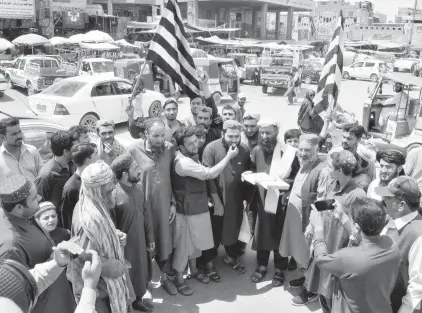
[{"left": 349, "top": 0, "right": 421, "bottom": 21}]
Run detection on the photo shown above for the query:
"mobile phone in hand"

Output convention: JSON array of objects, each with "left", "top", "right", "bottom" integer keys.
[{"left": 314, "top": 199, "right": 335, "bottom": 212}]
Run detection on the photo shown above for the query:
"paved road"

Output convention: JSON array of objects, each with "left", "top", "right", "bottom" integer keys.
[{"left": 0, "top": 79, "right": 374, "bottom": 313}]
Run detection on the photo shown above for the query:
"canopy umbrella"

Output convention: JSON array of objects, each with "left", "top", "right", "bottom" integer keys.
[
  {"left": 79, "top": 42, "right": 119, "bottom": 51},
  {"left": 0, "top": 38, "right": 14, "bottom": 51},
  {"left": 12, "top": 34, "right": 49, "bottom": 46},
  {"left": 83, "top": 30, "right": 115, "bottom": 43},
  {"left": 50, "top": 37, "right": 70, "bottom": 46},
  {"left": 68, "top": 34, "right": 85, "bottom": 44},
  {"left": 115, "top": 39, "right": 137, "bottom": 48}
]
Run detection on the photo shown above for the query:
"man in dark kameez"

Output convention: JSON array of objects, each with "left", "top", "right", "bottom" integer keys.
[
  {"left": 0, "top": 174, "right": 76, "bottom": 313},
  {"left": 201, "top": 120, "right": 251, "bottom": 276},
  {"left": 59, "top": 143, "right": 98, "bottom": 230},
  {"left": 249, "top": 121, "right": 299, "bottom": 287},
  {"left": 111, "top": 154, "right": 155, "bottom": 312}
]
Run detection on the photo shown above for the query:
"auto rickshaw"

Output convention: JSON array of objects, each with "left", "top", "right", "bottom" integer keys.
[
  {"left": 362, "top": 72, "right": 422, "bottom": 142},
  {"left": 193, "top": 54, "right": 240, "bottom": 105},
  {"left": 114, "top": 58, "right": 177, "bottom": 98}
]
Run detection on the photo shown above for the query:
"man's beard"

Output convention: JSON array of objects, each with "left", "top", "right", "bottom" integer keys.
[
  {"left": 198, "top": 122, "right": 210, "bottom": 130},
  {"left": 245, "top": 130, "right": 257, "bottom": 139},
  {"left": 222, "top": 137, "right": 240, "bottom": 150},
  {"left": 150, "top": 143, "right": 165, "bottom": 157},
  {"left": 128, "top": 175, "right": 140, "bottom": 184},
  {"left": 259, "top": 137, "right": 277, "bottom": 158},
  {"left": 380, "top": 171, "right": 399, "bottom": 185}
]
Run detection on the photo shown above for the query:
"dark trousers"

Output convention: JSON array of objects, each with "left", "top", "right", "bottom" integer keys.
[
  {"left": 156, "top": 253, "right": 173, "bottom": 273},
  {"left": 257, "top": 250, "right": 288, "bottom": 270},
  {"left": 319, "top": 295, "right": 332, "bottom": 313}
]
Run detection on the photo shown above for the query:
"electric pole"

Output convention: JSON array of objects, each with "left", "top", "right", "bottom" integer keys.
[{"left": 409, "top": 0, "right": 418, "bottom": 44}]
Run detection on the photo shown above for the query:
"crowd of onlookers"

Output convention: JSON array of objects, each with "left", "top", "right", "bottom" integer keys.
[{"left": 0, "top": 74, "right": 422, "bottom": 313}]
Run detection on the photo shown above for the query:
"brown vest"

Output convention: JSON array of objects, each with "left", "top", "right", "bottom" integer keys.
[{"left": 171, "top": 158, "right": 209, "bottom": 216}]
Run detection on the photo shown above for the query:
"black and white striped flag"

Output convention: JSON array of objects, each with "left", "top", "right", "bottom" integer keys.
[
  {"left": 145, "top": 0, "right": 200, "bottom": 98},
  {"left": 313, "top": 12, "right": 345, "bottom": 115}
]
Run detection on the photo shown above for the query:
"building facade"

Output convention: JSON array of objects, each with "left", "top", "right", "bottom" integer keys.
[{"left": 177, "top": 0, "right": 315, "bottom": 40}]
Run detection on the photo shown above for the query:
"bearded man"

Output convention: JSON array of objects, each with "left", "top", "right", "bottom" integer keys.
[
  {"left": 200, "top": 120, "right": 251, "bottom": 276},
  {"left": 68, "top": 161, "right": 132, "bottom": 313},
  {"left": 163, "top": 98, "right": 183, "bottom": 142},
  {"left": 111, "top": 154, "right": 155, "bottom": 312},
  {"left": 196, "top": 107, "right": 221, "bottom": 148},
  {"left": 367, "top": 150, "right": 405, "bottom": 201},
  {"left": 248, "top": 120, "right": 300, "bottom": 286},
  {"left": 278, "top": 134, "right": 326, "bottom": 297},
  {"left": 171, "top": 127, "right": 239, "bottom": 295},
  {"left": 127, "top": 117, "right": 177, "bottom": 295},
  {"left": 240, "top": 112, "right": 261, "bottom": 154}
]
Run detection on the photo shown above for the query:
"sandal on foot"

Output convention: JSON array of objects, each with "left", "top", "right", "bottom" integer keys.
[
  {"left": 188, "top": 272, "right": 210, "bottom": 284},
  {"left": 174, "top": 281, "right": 193, "bottom": 296},
  {"left": 161, "top": 279, "right": 177, "bottom": 295},
  {"left": 204, "top": 268, "right": 221, "bottom": 282},
  {"left": 272, "top": 271, "right": 285, "bottom": 287},
  {"left": 224, "top": 258, "right": 246, "bottom": 274},
  {"left": 250, "top": 268, "right": 267, "bottom": 283}
]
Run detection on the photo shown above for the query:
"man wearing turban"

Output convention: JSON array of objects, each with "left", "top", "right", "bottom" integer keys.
[
  {"left": 199, "top": 120, "right": 251, "bottom": 277},
  {"left": 127, "top": 117, "right": 178, "bottom": 295},
  {"left": 367, "top": 149, "right": 406, "bottom": 201},
  {"left": 67, "top": 161, "right": 132, "bottom": 313},
  {"left": 111, "top": 154, "right": 155, "bottom": 311}
]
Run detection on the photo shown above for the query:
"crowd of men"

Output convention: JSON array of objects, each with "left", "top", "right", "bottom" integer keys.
[{"left": 0, "top": 75, "right": 422, "bottom": 313}]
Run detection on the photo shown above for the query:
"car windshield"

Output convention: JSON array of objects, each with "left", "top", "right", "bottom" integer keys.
[
  {"left": 41, "top": 81, "right": 86, "bottom": 97},
  {"left": 91, "top": 61, "right": 114, "bottom": 73}
]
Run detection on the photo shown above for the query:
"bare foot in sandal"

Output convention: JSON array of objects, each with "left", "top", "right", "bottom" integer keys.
[
  {"left": 188, "top": 271, "right": 210, "bottom": 284},
  {"left": 224, "top": 256, "right": 246, "bottom": 274},
  {"left": 250, "top": 266, "right": 267, "bottom": 283}
]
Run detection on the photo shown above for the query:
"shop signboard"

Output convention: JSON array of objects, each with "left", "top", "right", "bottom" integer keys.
[
  {"left": 261, "top": 0, "right": 315, "bottom": 10},
  {"left": 0, "top": 0, "right": 35, "bottom": 19},
  {"left": 52, "top": 0, "right": 86, "bottom": 10}
]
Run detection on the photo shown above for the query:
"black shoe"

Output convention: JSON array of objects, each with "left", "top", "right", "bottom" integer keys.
[
  {"left": 288, "top": 258, "right": 297, "bottom": 271},
  {"left": 291, "top": 290, "right": 318, "bottom": 306},
  {"left": 289, "top": 276, "right": 305, "bottom": 288},
  {"left": 133, "top": 300, "right": 154, "bottom": 312}
]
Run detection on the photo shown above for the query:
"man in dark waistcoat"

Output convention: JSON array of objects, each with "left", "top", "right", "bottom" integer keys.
[{"left": 170, "top": 127, "right": 238, "bottom": 296}]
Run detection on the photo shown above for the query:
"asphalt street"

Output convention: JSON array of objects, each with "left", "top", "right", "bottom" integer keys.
[{"left": 0, "top": 79, "right": 373, "bottom": 313}]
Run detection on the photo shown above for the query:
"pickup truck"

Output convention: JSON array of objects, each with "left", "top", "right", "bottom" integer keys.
[
  {"left": 5, "top": 55, "right": 76, "bottom": 96},
  {"left": 260, "top": 55, "right": 294, "bottom": 94}
]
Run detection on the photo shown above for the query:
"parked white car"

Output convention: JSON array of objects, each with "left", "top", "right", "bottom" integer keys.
[
  {"left": 78, "top": 58, "right": 115, "bottom": 78},
  {"left": 343, "top": 59, "right": 386, "bottom": 82},
  {"left": 0, "top": 73, "right": 7, "bottom": 97},
  {"left": 27, "top": 76, "right": 166, "bottom": 131},
  {"left": 393, "top": 58, "right": 419, "bottom": 74}
]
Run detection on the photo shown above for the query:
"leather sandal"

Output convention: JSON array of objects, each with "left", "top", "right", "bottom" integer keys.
[
  {"left": 250, "top": 268, "right": 267, "bottom": 283},
  {"left": 174, "top": 281, "right": 193, "bottom": 296}
]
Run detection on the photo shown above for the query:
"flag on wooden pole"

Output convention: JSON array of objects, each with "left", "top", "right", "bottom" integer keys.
[
  {"left": 144, "top": 0, "right": 200, "bottom": 98},
  {"left": 312, "top": 11, "right": 345, "bottom": 115}
]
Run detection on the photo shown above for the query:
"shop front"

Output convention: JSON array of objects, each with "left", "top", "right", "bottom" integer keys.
[{"left": 0, "top": 0, "right": 37, "bottom": 41}]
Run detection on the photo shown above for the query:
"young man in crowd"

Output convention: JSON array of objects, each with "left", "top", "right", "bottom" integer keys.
[
  {"left": 375, "top": 176, "right": 422, "bottom": 313},
  {"left": 195, "top": 124, "right": 208, "bottom": 161},
  {"left": 111, "top": 154, "right": 155, "bottom": 311},
  {"left": 249, "top": 121, "right": 299, "bottom": 287},
  {"left": 94, "top": 120, "right": 125, "bottom": 165},
  {"left": 196, "top": 107, "right": 222, "bottom": 146},
  {"left": 367, "top": 149, "right": 406, "bottom": 201},
  {"left": 0, "top": 117, "right": 43, "bottom": 182},
  {"left": 59, "top": 143, "right": 98, "bottom": 230},
  {"left": 240, "top": 112, "right": 261, "bottom": 154},
  {"left": 171, "top": 127, "right": 239, "bottom": 295},
  {"left": 36, "top": 130, "right": 74, "bottom": 212},
  {"left": 201, "top": 120, "right": 251, "bottom": 277},
  {"left": 127, "top": 117, "right": 177, "bottom": 295},
  {"left": 309, "top": 198, "right": 400, "bottom": 313},
  {"left": 300, "top": 151, "right": 366, "bottom": 310},
  {"left": 69, "top": 125, "right": 90, "bottom": 144},
  {"left": 233, "top": 93, "right": 247, "bottom": 123},
  {"left": 162, "top": 98, "right": 183, "bottom": 142},
  {"left": 221, "top": 105, "right": 237, "bottom": 122}
]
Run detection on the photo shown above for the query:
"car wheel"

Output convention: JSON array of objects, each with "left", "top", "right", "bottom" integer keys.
[
  {"left": 27, "top": 83, "right": 36, "bottom": 96},
  {"left": 212, "top": 92, "right": 222, "bottom": 106},
  {"left": 80, "top": 113, "right": 99, "bottom": 132},
  {"left": 262, "top": 85, "right": 268, "bottom": 94},
  {"left": 343, "top": 72, "right": 350, "bottom": 79},
  {"left": 304, "top": 76, "right": 312, "bottom": 84},
  {"left": 6, "top": 76, "right": 14, "bottom": 89},
  {"left": 370, "top": 74, "right": 378, "bottom": 82},
  {"left": 240, "top": 78, "right": 245, "bottom": 83},
  {"left": 148, "top": 100, "right": 163, "bottom": 117}
]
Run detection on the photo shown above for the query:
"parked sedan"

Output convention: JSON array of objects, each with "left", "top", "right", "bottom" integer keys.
[
  {"left": 0, "top": 73, "right": 7, "bottom": 97},
  {"left": 27, "top": 75, "right": 166, "bottom": 131}
]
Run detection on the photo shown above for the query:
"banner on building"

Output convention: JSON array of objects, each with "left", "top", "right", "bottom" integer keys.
[
  {"left": 52, "top": 0, "right": 86, "bottom": 10},
  {"left": 0, "top": 0, "right": 35, "bottom": 19},
  {"left": 62, "top": 11, "right": 87, "bottom": 29}
]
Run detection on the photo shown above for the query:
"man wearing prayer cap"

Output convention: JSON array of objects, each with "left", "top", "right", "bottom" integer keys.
[
  {"left": 278, "top": 134, "right": 326, "bottom": 302},
  {"left": 367, "top": 149, "right": 406, "bottom": 201},
  {"left": 0, "top": 174, "right": 77, "bottom": 313},
  {"left": 248, "top": 118, "right": 300, "bottom": 286},
  {"left": 199, "top": 118, "right": 251, "bottom": 278},
  {"left": 68, "top": 161, "right": 132, "bottom": 313},
  {"left": 111, "top": 153, "right": 155, "bottom": 312},
  {"left": 233, "top": 92, "right": 247, "bottom": 123},
  {"left": 127, "top": 117, "right": 178, "bottom": 295},
  {"left": 241, "top": 112, "right": 261, "bottom": 154}
]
